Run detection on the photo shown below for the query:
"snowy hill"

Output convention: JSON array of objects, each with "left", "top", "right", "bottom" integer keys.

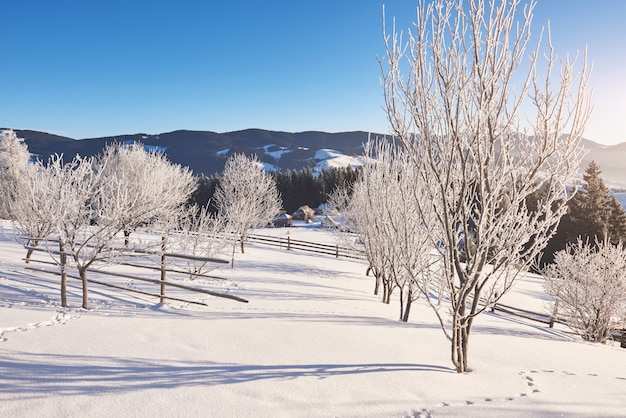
[
  {"left": 7, "top": 128, "right": 626, "bottom": 187},
  {"left": 9, "top": 129, "right": 370, "bottom": 176},
  {"left": 1, "top": 222, "right": 626, "bottom": 417}
]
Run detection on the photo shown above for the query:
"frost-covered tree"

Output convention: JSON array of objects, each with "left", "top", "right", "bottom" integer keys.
[
  {"left": 10, "top": 143, "right": 197, "bottom": 308},
  {"left": 96, "top": 142, "right": 196, "bottom": 244},
  {"left": 7, "top": 159, "right": 55, "bottom": 263},
  {"left": 544, "top": 238, "right": 626, "bottom": 343},
  {"left": 0, "top": 131, "right": 55, "bottom": 262},
  {"left": 340, "top": 140, "right": 433, "bottom": 322},
  {"left": 41, "top": 154, "right": 102, "bottom": 308},
  {"left": 0, "top": 129, "right": 30, "bottom": 218},
  {"left": 381, "top": 0, "right": 591, "bottom": 372},
  {"left": 214, "top": 154, "right": 282, "bottom": 256},
  {"left": 168, "top": 204, "right": 230, "bottom": 279}
]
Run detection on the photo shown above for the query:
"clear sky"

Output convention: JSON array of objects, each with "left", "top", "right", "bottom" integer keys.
[{"left": 1, "top": 0, "right": 625, "bottom": 145}]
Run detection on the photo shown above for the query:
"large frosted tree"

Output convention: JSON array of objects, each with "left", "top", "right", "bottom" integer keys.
[
  {"left": 96, "top": 142, "right": 196, "bottom": 244},
  {"left": 380, "top": 0, "right": 591, "bottom": 372},
  {"left": 214, "top": 153, "right": 282, "bottom": 256}
]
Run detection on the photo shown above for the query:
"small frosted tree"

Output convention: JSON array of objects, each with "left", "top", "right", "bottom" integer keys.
[
  {"left": 381, "top": 0, "right": 591, "bottom": 372},
  {"left": 7, "top": 159, "right": 55, "bottom": 263},
  {"left": 0, "top": 129, "right": 31, "bottom": 219},
  {"left": 169, "top": 204, "right": 230, "bottom": 279},
  {"left": 214, "top": 154, "right": 282, "bottom": 256},
  {"left": 543, "top": 238, "right": 626, "bottom": 343}
]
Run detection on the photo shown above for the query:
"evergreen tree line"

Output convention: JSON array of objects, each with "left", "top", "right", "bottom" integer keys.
[{"left": 188, "top": 166, "right": 361, "bottom": 215}]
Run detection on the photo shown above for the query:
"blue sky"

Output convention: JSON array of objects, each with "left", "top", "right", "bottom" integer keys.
[{"left": 1, "top": 1, "right": 625, "bottom": 145}]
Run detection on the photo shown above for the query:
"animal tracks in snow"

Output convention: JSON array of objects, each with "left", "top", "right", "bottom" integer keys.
[
  {"left": 408, "top": 368, "right": 616, "bottom": 417},
  {"left": 0, "top": 309, "right": 81, "bottom": 342}
]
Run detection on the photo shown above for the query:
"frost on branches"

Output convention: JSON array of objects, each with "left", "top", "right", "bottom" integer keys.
[
  {"left": 8, "top": 142, "right": 196, "bottom": 309},
  {"left": 380, "top": 0, "right": 591, "bottom": 372},
  {"left": 544, "top": 239, "right": 626, "bottom": 343},
  {"left": 214, "top": 153, "right": 282, "bottom": 259},
  {"left": 338, "top": 139, "right": 434, "bottom": 322},
  {"left": 0, "top": 129, "right": 30, "bottom": 219}
]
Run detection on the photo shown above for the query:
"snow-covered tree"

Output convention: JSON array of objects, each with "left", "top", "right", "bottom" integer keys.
[
  {"left": 544, "top": 238, "right": 626, "bottom": 343},
  {"left": 40, "top": 154, "right": 102, "bottom": 308},
  {"left": 168, "top": 204, "right": 230, "bottom": 279},
  {"left": 0, "top": 129, "right": 30, "bottom": 218},
  {"left": 10, "top": 143, "right": 197, "bottom": 308},
  {"left": 337, "top": 140, "right": 434, "bottom": 322},
  {"left": 380, "top": 0, "right": 591, "bottom": 372},
  {"left": 95, "top": 142, "right": 196, "bottom": 244},
  {"left": 7, "top": 159, "right": 55, "bottom": 263},
  {"left": 214, "top": 154, "right": 282, "bottom": 256}
]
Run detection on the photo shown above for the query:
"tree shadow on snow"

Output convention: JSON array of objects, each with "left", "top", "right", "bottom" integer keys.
[{"left": 0, "top": 351, "right": 454, "bottom": 398}]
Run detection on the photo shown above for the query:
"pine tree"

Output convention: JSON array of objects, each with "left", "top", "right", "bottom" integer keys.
[{"left": 543, "top": 161, "right": 626, "bottom": 263}]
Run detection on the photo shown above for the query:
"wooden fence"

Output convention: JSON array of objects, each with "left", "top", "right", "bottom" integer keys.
[
  {"left": 20, "top": 233, "right": 626, "bottom": 347},
  {"left": 23, "top": 243, "right": 248, "bottom": 306},
  {"left": 490, "top": 301, "right": 626, "bottom": 348},
  {"left": 245, "top": 233, "right": 365, "bottom": 260}
]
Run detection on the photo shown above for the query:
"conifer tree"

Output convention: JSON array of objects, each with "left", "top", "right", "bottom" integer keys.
[{"left": 543, "top": 161, "right": 626, "bottom": 263}]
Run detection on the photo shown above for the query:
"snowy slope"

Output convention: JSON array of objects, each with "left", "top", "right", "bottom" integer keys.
[
  {"left": 1, "top": 222, "right": 625, "bottom": 417},
  {"left": 312, "top": 148, "right": 364, "bottom": 173}
]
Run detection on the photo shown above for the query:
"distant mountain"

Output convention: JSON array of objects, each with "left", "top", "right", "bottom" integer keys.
[
  {"left": 6, "top": 128, "right": 626, "bottom": 188},
  {"left": 8, "top": 129, "right": 373, "bottom": 177},
  {"left": 579, "top": 139, "right": 626, "bottom": 190}
]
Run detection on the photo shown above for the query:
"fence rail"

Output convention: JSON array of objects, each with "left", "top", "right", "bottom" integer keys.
[
  {"left": 23, "top": 243, "right": 247, "bottom": 305},
  {"left": 490, "top": 301, "right": 626, "bottom": 347},
  {"left": 245, "top": 233, "right": 365, "bottom": 260}
]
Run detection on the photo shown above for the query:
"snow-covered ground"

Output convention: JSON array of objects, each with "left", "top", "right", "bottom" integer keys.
[{"left": 1, "top": 222, "right": 625, "bottom": 417}]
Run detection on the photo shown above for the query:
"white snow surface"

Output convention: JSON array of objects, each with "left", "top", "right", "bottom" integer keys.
[
  {"left": 261, "top": 144, "right": 292, "bottom": 161},
  {"left": 313, "top": 149, "right": 364, "bottom": 172},
  {"left": 1, "top": 222, "right": 626, "bottom": 417}
]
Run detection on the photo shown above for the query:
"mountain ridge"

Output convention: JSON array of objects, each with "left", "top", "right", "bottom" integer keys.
[{"left": 5, "top": 128, "right": 626, "bottom": 188}]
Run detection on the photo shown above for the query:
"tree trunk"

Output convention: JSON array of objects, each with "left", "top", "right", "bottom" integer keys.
[
  {"left": 240, "top": 238, "right": 245, "bottom": 254},
  {"left": 78, "top": 267, "right": 89, "bottom": 309},
  {"left": 383, "top": 279, "right": 391, "bottom": 304},
  {"left": 368, "top": 267, "right": 381, "bottom": 296},
  {"left": 59, "top": 242, "right": 67, "bottom": 308},
  {"left": 25, "top": 247, "right": 34, "bottom": 264},
  {"left": 451, "top": 318, "right": 470, "bottom": 373},
  {"left": 402, "top": 292, "right": 413, "bottom": 322}
]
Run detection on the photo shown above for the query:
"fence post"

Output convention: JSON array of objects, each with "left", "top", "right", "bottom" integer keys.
[
  {"left": 287, "top": 236, "right": 291, "bottom": 251},
  {"left": 335, "top": 245, "right": 339, "bottom": 258},
  {"left": 160, "top": 235, "right": 167, "bottom": 303}
]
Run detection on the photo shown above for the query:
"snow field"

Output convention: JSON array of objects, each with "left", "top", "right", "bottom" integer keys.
[{"left": 1, "top": 224, "right": 625, "bottom": 417}]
